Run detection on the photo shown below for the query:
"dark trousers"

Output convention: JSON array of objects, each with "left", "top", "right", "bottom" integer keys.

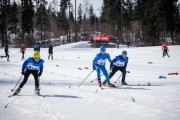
[
  {"left": 19, "top": 70, "right": 39, "bottom": 88},
  {"left": 5, "top": 52, "right": 9, "bottom": 60},
  {"left": 48, "top": 53, "right": 53, "bottom": 60},
  {"left": 163, "top": 50, "right": 170, "bottom": 57},
  {"left": 22, "top": 52, "right": 25, "bottom": 59},
  {"left": 109, "top": 66, "right": 126, "bottom": 82}
]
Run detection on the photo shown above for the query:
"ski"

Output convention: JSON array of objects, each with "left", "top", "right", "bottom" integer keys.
[
  {"left": 101, "top": 86, "right": 132, "bottom": 89},
  {"left": 8, "top": 94, "right": 15, "bottom": 98},
  {"left": 8, "top": 94, "right": 45, "bottom": 98}
]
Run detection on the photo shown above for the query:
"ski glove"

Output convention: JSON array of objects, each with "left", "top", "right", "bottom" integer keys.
[
  {"left": 21, "top": 71, "right": 26, "bottom": 75},
  {"left": 93, "top": 66, "right": 96, "bottom": 70},
  {"left": 38, "top": 72, "right": 42, "bottom": 77}
]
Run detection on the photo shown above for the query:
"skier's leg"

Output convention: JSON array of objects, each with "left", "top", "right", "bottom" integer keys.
[
  {"left": 96, "top": 67, "right": 101, "bottom": 80},
  {"left": 165, "top": 50, "right": 170, "bottom": 57},
  {"left": 119, "top": 67, "right": 127, "bottom": 85},
  {"left": 163, "top": 51, "right": 165, "bottom": 57},
  {"left": 7, "top": 53, "right": 9, "bottom": 61},
  {"left": 103, "top": 67, "right": 118, "bottom": 85},
  {"left": 51, "top": 53, "right": 53, "bottom": 60},
  {"left": 19, "top": 71, "right": 31, "bottom": 88},
  {"left": 109, "top": 67, "right": 118, "bottom": 79},
  {"left": 32, "top": 71, "right": 39, "bottom": 88},
  {"left": 22, "top": 52, "right": 24, "bottom": 59},
  {"left": 32, "top": 71, "right": 40, "bottom": 94},
  {"left": 101, "top": 66, "right": 115, "bottom": 87},
  {"left": 14, "top": 71, "right": 31, "bottom": 95},
  {"left": 48, "top": 54, "right": 50, "bottom": 59},
  {"left": 100, "top": 66, "right": 109, "bottom": 83}
]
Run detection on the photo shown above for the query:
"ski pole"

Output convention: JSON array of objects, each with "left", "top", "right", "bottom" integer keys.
[
  {"left": 114, "top": 74, "right": 122, "bottom": 84},
  {"left": 91, "top": 73, "right": 103, "bottom": 83},
  {"left": 11, "top": 75, "right": 23, "bottom": 92},
  {"left": 79, "top": 70, "right": 94, "bottom": 87}
]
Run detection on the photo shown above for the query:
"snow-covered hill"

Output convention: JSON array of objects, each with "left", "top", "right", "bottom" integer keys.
[{"left": 0, "top": 41, "right": 180, "bottom": 120}]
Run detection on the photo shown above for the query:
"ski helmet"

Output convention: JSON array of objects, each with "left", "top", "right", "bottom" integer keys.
[
  {"left": 100, "top": 46, "right": 106, "bottom": 51},
  {"left": 122, "top": 50, "right": 127, "bottom": 55}
]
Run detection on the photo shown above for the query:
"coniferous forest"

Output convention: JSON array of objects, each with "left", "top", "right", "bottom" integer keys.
[{"left": 0, "top": 0, "right": 180, "bottom": 47}]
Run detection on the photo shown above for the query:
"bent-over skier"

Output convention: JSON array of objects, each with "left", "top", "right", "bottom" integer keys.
[
  {"left": 13, "top": 51, "right": 44, "bottom": 95},
  {"left": 103, "top": 50, "right": 129, "bottom": 85}
]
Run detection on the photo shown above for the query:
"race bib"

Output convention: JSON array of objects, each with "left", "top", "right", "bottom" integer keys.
[
  {"left": 26, "top": 63, "right": 40, "bottom": 70},
  {"left": 114, "top": 61, "right": 125, "bottom": 67},
  {"left": 97, "top": 59, "right": 106, "bottom": 66}
]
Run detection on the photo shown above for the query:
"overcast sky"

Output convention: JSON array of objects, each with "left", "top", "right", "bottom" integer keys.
[{"left": 47, "top": 0, "right": 103, "bottom": 17}]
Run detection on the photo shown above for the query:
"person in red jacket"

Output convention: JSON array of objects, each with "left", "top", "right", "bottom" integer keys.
[
  {"left": 161, "top": 42, "right": 170, "bottom": 58},
  {"left": 20, "top": 44, "right": 26, "bottom": 60}
]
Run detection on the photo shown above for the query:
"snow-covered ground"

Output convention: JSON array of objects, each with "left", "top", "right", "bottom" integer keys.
[{"left": 0, "top": 41, "right": 180, "bottom": 120}]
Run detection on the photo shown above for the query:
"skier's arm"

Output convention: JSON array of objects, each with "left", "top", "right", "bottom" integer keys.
[
  {"left": 110, "top": 57, "right": 118, "bottom": 69},
  {"left": 107, "top": 54, "right": 111, "bottom": 63},
  {"left": 22, "top": 59, "right": 28, "bottom": 71},
  {"left": 92, "top": 54, "right": 99, "bottom": 66},
  {"left": 124, "top": 57, "right": 129, "bottom": 68}
]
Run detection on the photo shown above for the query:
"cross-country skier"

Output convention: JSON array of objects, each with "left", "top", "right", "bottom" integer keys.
[
  {"left": 13, "top": 51, "right": 44, "bottom": 95},
  {"left": 34, "top": 42, "right": 41, "bottom": 52},
  {"left": 48, "top": 44, "right": 53, "bottom": 60},
  {"left": 103, "top": 50, "right": 129, "bottom": 85},
  {"left": 20, "top": 44, "right": 26, "bottom": 60},
  {"left": 92, "top": 46, "right": 115, "bottom": 87},
  {"left": 162, "top": 42, "right": 170, "bottom": 57}
]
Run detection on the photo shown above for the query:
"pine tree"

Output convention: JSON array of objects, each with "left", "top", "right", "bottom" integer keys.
[
  {"left": 36, "top": 0, "right": 49, "bottom": 42},
  {"left": 58, "top": 0, "right": 68, "bottom": 35},
  {"left": 0, "top": 0, "right": 10, "bottom": 47},
  {"left": 89, "top": 4, "right": 94, "bottom": 25},
  {"left": 8, "top": 1, "right": 19, "bottom": 34},
  {"left": 21, "top": 0, "right": 34, "bottom": 44},
  {"left": 77, "top": 3, "right": 82, "bottom": 24}
]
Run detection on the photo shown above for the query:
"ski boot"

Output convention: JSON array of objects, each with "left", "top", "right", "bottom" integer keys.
[
  {"left": 121, "top": 81, "right": 128, "bottom": 85},
  {"left": 98, "top": 80, "right": 102, "bottom": 87},
  {"left": 35, "top": 87, "right": 40, "bottom": 95},
  {"left": 107, "top": 82, "right": 116, "bottom": 87},
  {"left": 13, "top": 87, "right": 21, "bottom": 95}
]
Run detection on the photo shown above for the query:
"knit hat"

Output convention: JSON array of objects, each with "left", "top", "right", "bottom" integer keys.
[
  {"left": 33, "top": 51, "right": 40, "bottom": 58},
  {"left": 122, "top": 50, "right": 127, "bottom": 55},
  {"left": 100, "top": 46, "right": 106, "bottom": 51}
]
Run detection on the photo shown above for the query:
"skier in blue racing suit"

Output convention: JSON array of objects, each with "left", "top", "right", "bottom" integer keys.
[
  {"left": 103, "top": 50, "right": 129, "bottom": 85},
  {"left": 13, "top": 51, "right": 44, "bottom": 95},
  {"left": 93, "top": 46, "right": 115, "bottom": 87}
]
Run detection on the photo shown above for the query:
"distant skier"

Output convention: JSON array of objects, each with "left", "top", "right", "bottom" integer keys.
[
  {"left": 13, "top": 51, "right": 44, "bottom": 95},
  {"left": 34, "top": 42, "right": 41, "bottom": 52},
  {"left": 162, "top": 42, "right": 170, "bottom": 57},
  {"left": 127, "top": 41, "right": 130, "bottom": 48},
  {"left": 48, "top": 44, "right": 53, "bottom": 60},
  {"left": 20, "top": 44, "right": 26, "bottom": 60},
  {"left": 5, "top": 44, "right": 10, "bottom": 61},
  {"left": 93, "top": 46, "right": 115, "bottom": 87},
  {"left": 103, "top": 50, "right": 129, "bottom": 85}
]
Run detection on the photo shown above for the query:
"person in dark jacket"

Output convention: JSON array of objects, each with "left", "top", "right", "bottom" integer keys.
[
  {"left": 127, "top": 41, "right": 130, "bottom": 48},
  {"left": 48, "top": 44, "right": 53, "bottom": 60}
]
